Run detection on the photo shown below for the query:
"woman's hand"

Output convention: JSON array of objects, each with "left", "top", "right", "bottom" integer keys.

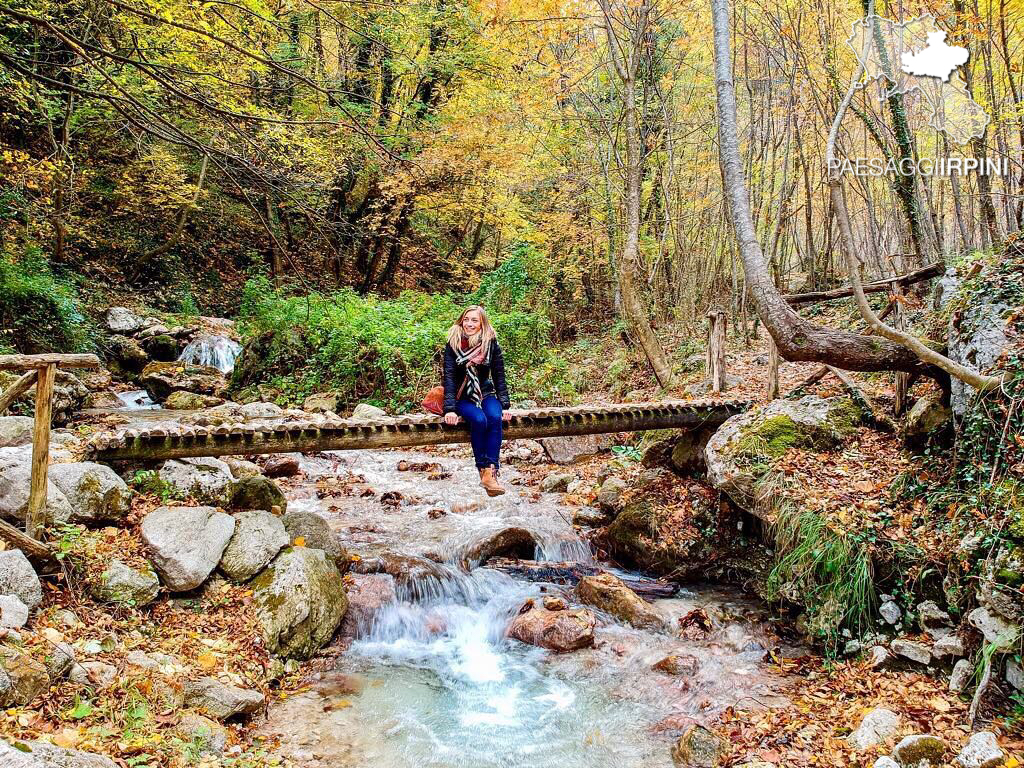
[{"left": 443, "top": 412, "right": 459, "bottom": 426}]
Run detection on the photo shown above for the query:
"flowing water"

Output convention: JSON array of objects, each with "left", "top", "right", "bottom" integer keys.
[
  {"left": 115, "top": 389, "right": 160, "bottom": 410},
  {"left": 261, "top": 448, "right": 799, "bottom": 767},
  {"left": 178, "top": 334, "right": 242, "bottom": 373}
]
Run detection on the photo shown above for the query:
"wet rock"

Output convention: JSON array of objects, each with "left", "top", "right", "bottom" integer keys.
[
  {"left": 229, "top": 476, "right": 287, "bottom": 514},
  {"left": 142, "top": 334, "right": 179, "bottom": 362},
  {"left": 89, "top": 560, "right": 160, "bottom": 606},
  {"left": 258, "top": 454, "right": 301, "bottom": 478},
  {"left": 891, "top": 638, "right": 931, "bottom": 666},
  {"left": 141, "top": 361, "right": 227, "bottom": 402},
  {"left": 955, "top": 732, "right": 1005, "bottom": 768},
  {"left": 219, "top": 510, "right": 288, "bottom": 582},
  {"left": 338, "top": 573, "right": 397, "bottom": 638},
  {"left": 596, "top": 476, "right": 627, "bottom": 513},
  {"left": 880, "top": 600, "right": 902, "bottom": 625},
  {"left": 540, "top": 472, "right": 574, "bottom": 493},
  {"left": 950, "top": 659, "right": 972, "bottom": 692},
  {"left": 905, "top": 396, "right": 952, "bottom": 447},
  {"left": 106, "top": 306, "right": 144, "bottom": 333},
  {"left": 572, "top": 507, "right": 610, "bottom": 528},
  {"left": 141, "top": 506, "right": 235, "bottom": 591},
  {"left": 967, "top": 606, "right": 1018, "bottom": 649},
  {"left": 0, "top": 416, "right": 33, "bottom": 448},
  {"left": 159, "top": 457, "right": 237, "bottom": 505},
  {"left": 48, "top": 462, "right": 132, "bottom": 524},
  {"left": 175, "top": 712, "right": 228, "bottom": 755},
  {"left": 0, "top": 550, "right": 42, "bottom": 610},
  {"left": 705, "top": 396, "right": 862, "bottom": 516},
  {"left": 184, "top": 676, "right": 264, "bottom": 720},
  {"left": 251, "top": 547, "right": 348, "bottom": 659},
  {"left": 848, "top": 707, "right": 901, "bottom": 751},
  {"left": 44, "top": 642, "right": 75, "bottom": 681},
  {"left": 303, "top": 393, "right": 339, "bottom": 413},
  {"left": 891, "top": 734, "right": 947, "bottom": 767},
  {"left": 462, "top": 528, "right": 538, "bottom": 567},
  {"left": 106, "top": 334, "right": 148, "bottom": 375},
  {"left": 222, "top": 457, "right": 263, "bottom": 479},
  {"left": 506, "top": 599, "right": 596, "bottom": 653},
  {"left": 281, "top": 511, "right": 346, "bottom": 566},
  {"left": 539, "top": 434, "right": 614, "bottom": 464},
  {"left": 671, "top": 724, "right": 726, "bottom": 767},
  {"left": 164, "top": 390, "right": 225, "bottom": 410},
  {"left": 0, "top": 595, "right": 28, "bottom": 629},
  {"left": 932, "top": 633, "right": 965, "bottom": 660},
  {"left": 352, "top": 403, "right": 388, "bottom": 420},
  {"left": 0, "top": 739, "right": 118, "bottom": 766},
  {"left": 574, "top": 572, "right": 665, "bottom": 630},
  {"left": 0, "top": 456, "right": 74, "bottom": 526},
  {"left": 542, "top": 596, "right": 566, "bottom": 611},
  {"left": 652, "top": 654, "right": 700, "bottom": 676},
  {"left": 83, "top": 391, "right": 124, "bottom": 409}
]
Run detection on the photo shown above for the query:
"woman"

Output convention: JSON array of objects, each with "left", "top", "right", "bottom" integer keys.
[{"left": 442, "top": 306, "right": 512, "bottom": 496}]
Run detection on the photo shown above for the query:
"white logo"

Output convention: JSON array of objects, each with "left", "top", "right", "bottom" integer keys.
[{"left": 900, "top": 31, "right": 969, "bottom": 81}]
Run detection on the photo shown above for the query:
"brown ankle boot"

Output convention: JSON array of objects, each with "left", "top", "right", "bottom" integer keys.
[{"left": 479, "top": 467, "right": 505, "bottom": 497}]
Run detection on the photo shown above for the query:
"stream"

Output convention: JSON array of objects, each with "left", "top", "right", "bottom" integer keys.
[{"left": 259, "top": 447, "right": 801, "bottom": 767}]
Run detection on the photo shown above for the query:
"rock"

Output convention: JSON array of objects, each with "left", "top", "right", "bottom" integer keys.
[
  {"left": 83, "top": 391, "right": 124, "bottom": 409},
  {"left": 1, "top": 650, "right": 48, "bottom": 704},
  {"left": 705, "top": 395, "right": 862, "bottom": 516},
  {"left": 0, "top": 550, "right": 42, "bottom": 610},
  {"left": 142, "top": 334, "right": 179, "bottom": 362},
  {"left": 164, "top": 391, "right": 225, "bottom": 410},
  {"left": 891, "top": 734, "right": 947, "bottom": 767},
  {"left": 281, "top": 511, "right": 346, "bottom": 565},
  {"left": 236, "top": 402, "right": 282, "bottom": 420},
  {"left": 540, "top": 472, "right": 575, "bottom": 493},
  {"left": 848, "top": 708, "right": 901, "bottom": 751},
  {"left": 652, "top": 654, "right": 700, "bottom": 676},
  {"left": 539, "top": 434, "right": 614, "bottom": 464},
  {"left": 575, "top": 572, "right": 665, "bottom": 630},
  {"left": 950, "top": 659, "right": 972, "bottom": 692},
  {"left": 258, "top": 454, "right": 301, "bottom": 478},
  {"left": 338, "top": 573, "right": 397, "bottom": 638},
  {"left": 955, "top": 732, "right": 1005, "bottom": 768},
  {"left": 905, "top": 396, "right": 952, "bottom": 446},
  {"left": 873, "top": 760, "right": 901, "bottom": 768},
  {"left": 462, "top": 528, "right": 538, "bottom": 567},
  {"left": 352, "top": 552, "right": 447, "bottom": 586},
  {"left": 917, "top": 601, "right": 952, "bottom": 631},
  {"left": 352, "top": 403, "right": 387, "bottom": 420},
  {"left": 222, "top": 457, "right": 263, "bottom": 479},
  {"left": 44, "top": 642, "right": 75, "bottom": 681},
  {"left": 948, "top": 284, "right": 1012, "bottom": 416},
  {"left": 506, "top": 600, "right": 595, "bottom": 652},
  {"left": 572, "top": 507, "right": 610, "bottom": 528},
  {"left": 596, "top": 476, "right": 627, "bottom": 512},
  {"left": 0, "top": 595, "right": 28, "bottom": 630},
  {"left": 106, "top": 306, "right": 143, "bottom": 333},
  {"left": 175, "top": 712, "right": 228, "bottom": 755},
  {"left": 141, "top": 361, "right": 227, "bottom": 402},
  {"left": 77, "top": 660, "right": 118, "bottom": 688},
  {"left": 140, "top": 506, "right": 235, "bottom": 591},
  {"left": 0, "top": 739, "right": 117, "bottom": 766},
  {"left": 891, "top": 638, "right": 931, "bottom": 665},
  {"left": 48, "top": 462, "right": 132, "bottom": 524},
  {"left": 183, "top": 676, "right": 264, "bottom": 720},
  {"left": 1006, "top": 658, "right": 1024, "bottom": 691},
  {"left": 671, "top": 724, "right": 726, "bottom": 767},
  {"left": 219, "top": 510, "right": 288, "bottom": 582},
  {"left": 670, "top": 430, "right": 713, "bottom": 474},
  {"left": 251, "top": 547, "right": 348, "bottom": 659},
  {"left": 0, "top": 417, "right": 33, "bottom": 448},
  {"left": 106, "top": 334, "right": 148, "bottom": 375},
  {"left": 880, "top": 600, "right": 902, "bottom": 625},
  {"left": 968, "top": 607, "right": 1018, "bottom": 649},
  {"left": 685, "top": 375, "right": 742, "bottom": 397},
  {"left": 932, "top": 633, "right": 965, "bottom": 660},
  {"left": 159, "top": 457, "right": 236, "bottom": 504},
  {"left": 229, "top": 476, "right": 287, "bottom": 514},
  {"left": 89, "top": 559, "right": 160, "bottom": 606},
  {"left": 303, "top": 393, "right": 339, "bottom": 413},
  {"left": 0, "top": 457, "right": 74, "bottom": 527}
]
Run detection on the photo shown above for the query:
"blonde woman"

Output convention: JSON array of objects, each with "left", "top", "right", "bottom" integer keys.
[{"left": 442, "top": 306, "right": 512, "bottom": 496}]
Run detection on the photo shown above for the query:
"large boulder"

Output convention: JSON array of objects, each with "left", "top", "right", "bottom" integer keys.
[
  {"left": 574, "top": 572, "right": 665, "bottom": 630},
  {"left": 672, "top": 724, "right": 726, "bottom": 767},
  {"left": 506, "top": 599, "right": 596, "bottom": 652},
  {"left": 0, "top": 549, "right": 42, "bottom": 610},
  {"left": 338, "top": 573, "right": 397, "bottom": 638},
  {"left": 0, "top": 452, "right": 73, "bottom": 526},
  {"left": 141, "top": 361, "right": 227, "bottom": 402},
  {"left": 0, "top": 417, "right": 33, "bottom": 448},
  {"left": 159, "top": 457, "right": 236, "bottom": 505},
  {"left": 219, "top": 510, "right": 288, "bottom": 582},
  {"left": 183, "top": 676, "right": 264, "bottom": 720},
  {"left": 461, "top": 527, "right": 538, "bottom": 567},
  {"left": 106, "top": 306, "right": 144, "bottom": 334},
  {"left": 106, "top": 334, "right": 148, "bottom": 377},
  {"left": 905, "top": 395, "right": 952, "bottom": 447},
  {"left": 303, "top": 393, "right": 339, "bottom": 413},
  {"left": 848, "top": 708, "right": 902, "bottom": 751},
  {"left": 282, "top": 511, "right": 345, "bottom": 565},
  {"left": 88, "top": 559, "right": 160, "bottom": 606},
  {"left": 142, "top": 334, "right": 179, "bottom": 362},
  {"left": 250, "top": 547, "right": 348, "bottom": 659},
  {"left": 705, "top": 395, "right": 862, "bottom": 516},
  {"left": 48, "top": 462, "right": 132, "bottom": 524},
  {"left": 229, "top": 476, "right": 286, "bottom": 514},
  {"left": 0, "top": 648, "right": 48, "bottom": 705},
  {"left": 352, "top": 403, "right": 387, "bottom": 420},
  {"left": 948, "top": 287, "right": 1013, "bottom": 417},
  {"left": 164, "top": 391, "right": 225, "bottom": 410},
  {"left": 539, "top": 434, "right": 614, "bottom": 464},
  {"left": 140, "top": 506, "right": 235, "bottom": 591},
  {"left": 0, "top": 738, "right": 118, "bottom": 766}
]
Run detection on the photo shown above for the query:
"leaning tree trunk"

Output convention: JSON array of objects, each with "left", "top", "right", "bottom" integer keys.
[{"left": 709, "top": 0, "right": 932, "bottom": 377}]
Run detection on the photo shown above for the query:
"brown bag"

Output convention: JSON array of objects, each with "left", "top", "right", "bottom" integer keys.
[{"left": 422, "top": 375, "right": 467, "bottom": 415}]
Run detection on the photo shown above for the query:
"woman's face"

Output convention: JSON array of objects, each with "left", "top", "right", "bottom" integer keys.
[{"left": 461, "top": 310, "right": 482, "bottom": 336}]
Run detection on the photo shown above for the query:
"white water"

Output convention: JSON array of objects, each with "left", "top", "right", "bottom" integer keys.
[
  {"left": 115, "top": 389, "right": 159, "bottom": 410},
  {"left": 178, "top": 334, "right": 241, "bottom": 373}
]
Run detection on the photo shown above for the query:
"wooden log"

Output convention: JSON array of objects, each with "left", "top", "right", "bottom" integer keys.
[
  {"left": 0, "top": 518, "right": 53, "bottom": 561},
  {"left": 0, "top": 353, "right": 100, "bottom": 371},
  {"left": 27, "top": 363, "right": 55, "bottom": 540},
  {"left": 0, "top": 369, "right": 37, "bottom": 413},
  {"left": 485, "top": 558, "right": 678, "bottom": 598},
  {"left": 783, "top": 262, "right": 942, "bottom": 305},
  {"left": 706, "top": 308, "right": 727, "bottom": 394}
]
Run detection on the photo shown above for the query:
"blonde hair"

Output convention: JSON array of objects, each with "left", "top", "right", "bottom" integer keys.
[{"left": 447, "top": 305, "right": 497, "bottom": 350}]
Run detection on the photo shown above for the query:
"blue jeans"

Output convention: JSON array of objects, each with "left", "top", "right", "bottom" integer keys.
[{"left": 455, "top": 395, "right": 503, "bottom": 470}]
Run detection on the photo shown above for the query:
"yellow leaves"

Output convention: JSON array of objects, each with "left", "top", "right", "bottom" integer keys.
[
  {"left": 197, "top": 652, "right": 218, "bottom": 671},
  {"left": 52, "top": 728, "right": 83, "bottom": 749},
  {"left": 927, "top": 697, "right": 950, "bottom": 712},
  {"left": 292, "top": 536, "right": 306, "bottom": 548}
]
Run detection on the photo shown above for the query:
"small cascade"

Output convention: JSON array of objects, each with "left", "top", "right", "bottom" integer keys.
[
  {"left": 116, "top": 390, "right": 160, "bottom": 410},
  {"left": 178, "top": 335, "right": 241, "bottom": 374}
]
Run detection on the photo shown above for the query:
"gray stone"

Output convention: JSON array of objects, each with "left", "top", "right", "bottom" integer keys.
[
  {"left": 539, "top": 434, "right": 614, "bottom": 464},
  {"left": 1005, "top": 658, "right": 1023, "bottom": 692},
  {"left": 0, "top": 738, "right": 117, "bottom": 766},
  {"left": 948, "top": 291, "right": 1012, "bottom": 416},
  {"left": 967, "top": 607, "right": 1019, "bottom": 649},
  {"left": 352, "top": 403, "right": 387, "bottom": 420},
  {"left": 0, "top": 457, "right": 74, "bottom": 526},
  {"left": 222, "top": 457, "right": 263, "bottom": 479},
  {"left": 140, "top": 506, "right": 235, "bottom": 591},
  {"left": 891, "top": 734, "right": 947, "bottom": 767},
  {"left": 48, "top": 462, "right": 132, "bottom": 524},
  {"left": 228, "top": 476, "right": 286, "bottom": 514},
  {"left": 303, "top": 393, "right": 339, "bottom": 413},
  {"left": 89, "top": 560, "right": 160, "bottom": 606},
  {"left": 0, "top": 595, "right": 28, "bottom": 629},
  {"left": 872, "top": 760, "right": 901, "bottom": 768},
  {"left": 891, "top": 638, "right": 931, "bottom": 665},
  {"left": 847, "top": 707, "right": 902, "bottom": 751},
  {"left": 76, "top": 661, "right": 117, "bottom": 689},
  {"left": 917, "top": 601, "right": 952, "bottom": 631},
  {"left": 540, "top": 472, "right": 574, "bottom": 493},
  {"left": 0, "top": 417, "right": 33, "bottom": 448},
  {"left": 572, "top": 507, "right": 610, "bottom": 528},
  {"left": 158, "top": 457, "right": 236, "bottom": 505},
  {"left": 175, "top": 712, "right": 228, "bottom": 755},
  {"left": 236, "top": 402, "right": 282, "bottom": 420},
  {"left": 106, "top": 334, "right": 148, "bottom": 374},
  {"left": 219, "top": 510, "right": 288, "bottom": 582},
  {"left": 106, "top": 306, "right": 144, "bottom": 333},
  {"left": 671, "top": 724, "right": 726, "bottom": 767},
  {"left": 955, "top": 732, "right": 1005, "bottom": 768},
  {"left": 281, "top": 511, "right": 345, "bottom": 565},
  {"left": 596, "top": 476, "right": 627, "bottom": 512},
  {"left": 183, "top": 676, "right": 264, "bottom": 720},
  {"left": 141, "top": 361, "right": 227, "bottom": 402},
  {"left": 0, "top": 550, "right": 42, "bottom": 609},
  {"left": 880, "top": 600, "right": 902, "bottom": 625},
  {"left": 0, "top": 649, "right": 48, "bottom": 704},
  {"left": 932, "top": 633, "right": 965, "bottom": 660},
  {"left": 251, "top": 547, "right": 347, "bottom": 659},
  {"left": 905, "top": 396, "right": 952, "bottom": 445},
  {"left": 44, "top": 642, "right": 75, "bottom": 681}
]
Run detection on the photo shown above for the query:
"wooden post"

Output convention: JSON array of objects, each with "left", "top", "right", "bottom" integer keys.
[
  {"left": 767, "top": 337, "right": 780, "bottom": 400},
  {"left": 706, "top": 308, "right": 727, "bottom": 394},
  {"left": 26, "top": 363, "right": 55, "bottom": 540}
]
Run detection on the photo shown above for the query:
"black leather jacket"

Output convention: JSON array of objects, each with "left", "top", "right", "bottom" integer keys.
[{"left": 442, "top": 339, "right": 511, "bottom": 413}]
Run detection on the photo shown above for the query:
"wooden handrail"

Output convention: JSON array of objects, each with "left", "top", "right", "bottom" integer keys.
[{"left": 0, "top": 353, "right": 100, "bottom": 371}]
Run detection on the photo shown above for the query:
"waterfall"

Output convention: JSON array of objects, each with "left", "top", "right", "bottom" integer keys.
[{"left": 178, "top": 335, "right": 242, "bottom": 374}]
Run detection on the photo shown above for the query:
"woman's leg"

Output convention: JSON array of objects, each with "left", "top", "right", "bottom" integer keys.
[
  {"left": 454, "top": 400, "right": 490, "bottom": 469},
  {"left": 481, "top": 395, "right": 503, "bottom": 467}
]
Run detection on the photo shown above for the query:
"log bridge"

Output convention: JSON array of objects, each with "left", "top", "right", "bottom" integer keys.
[{"left": 86, "top": 399, "right": 750, "bottom": 462}]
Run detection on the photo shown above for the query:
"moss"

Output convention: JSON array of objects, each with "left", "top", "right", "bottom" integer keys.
[
  {"left": 823, "top": 398, "right": 864, "bottom": 438},
  {"left": 735, "top": 414, "right": 802, "bottom": 460}
]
